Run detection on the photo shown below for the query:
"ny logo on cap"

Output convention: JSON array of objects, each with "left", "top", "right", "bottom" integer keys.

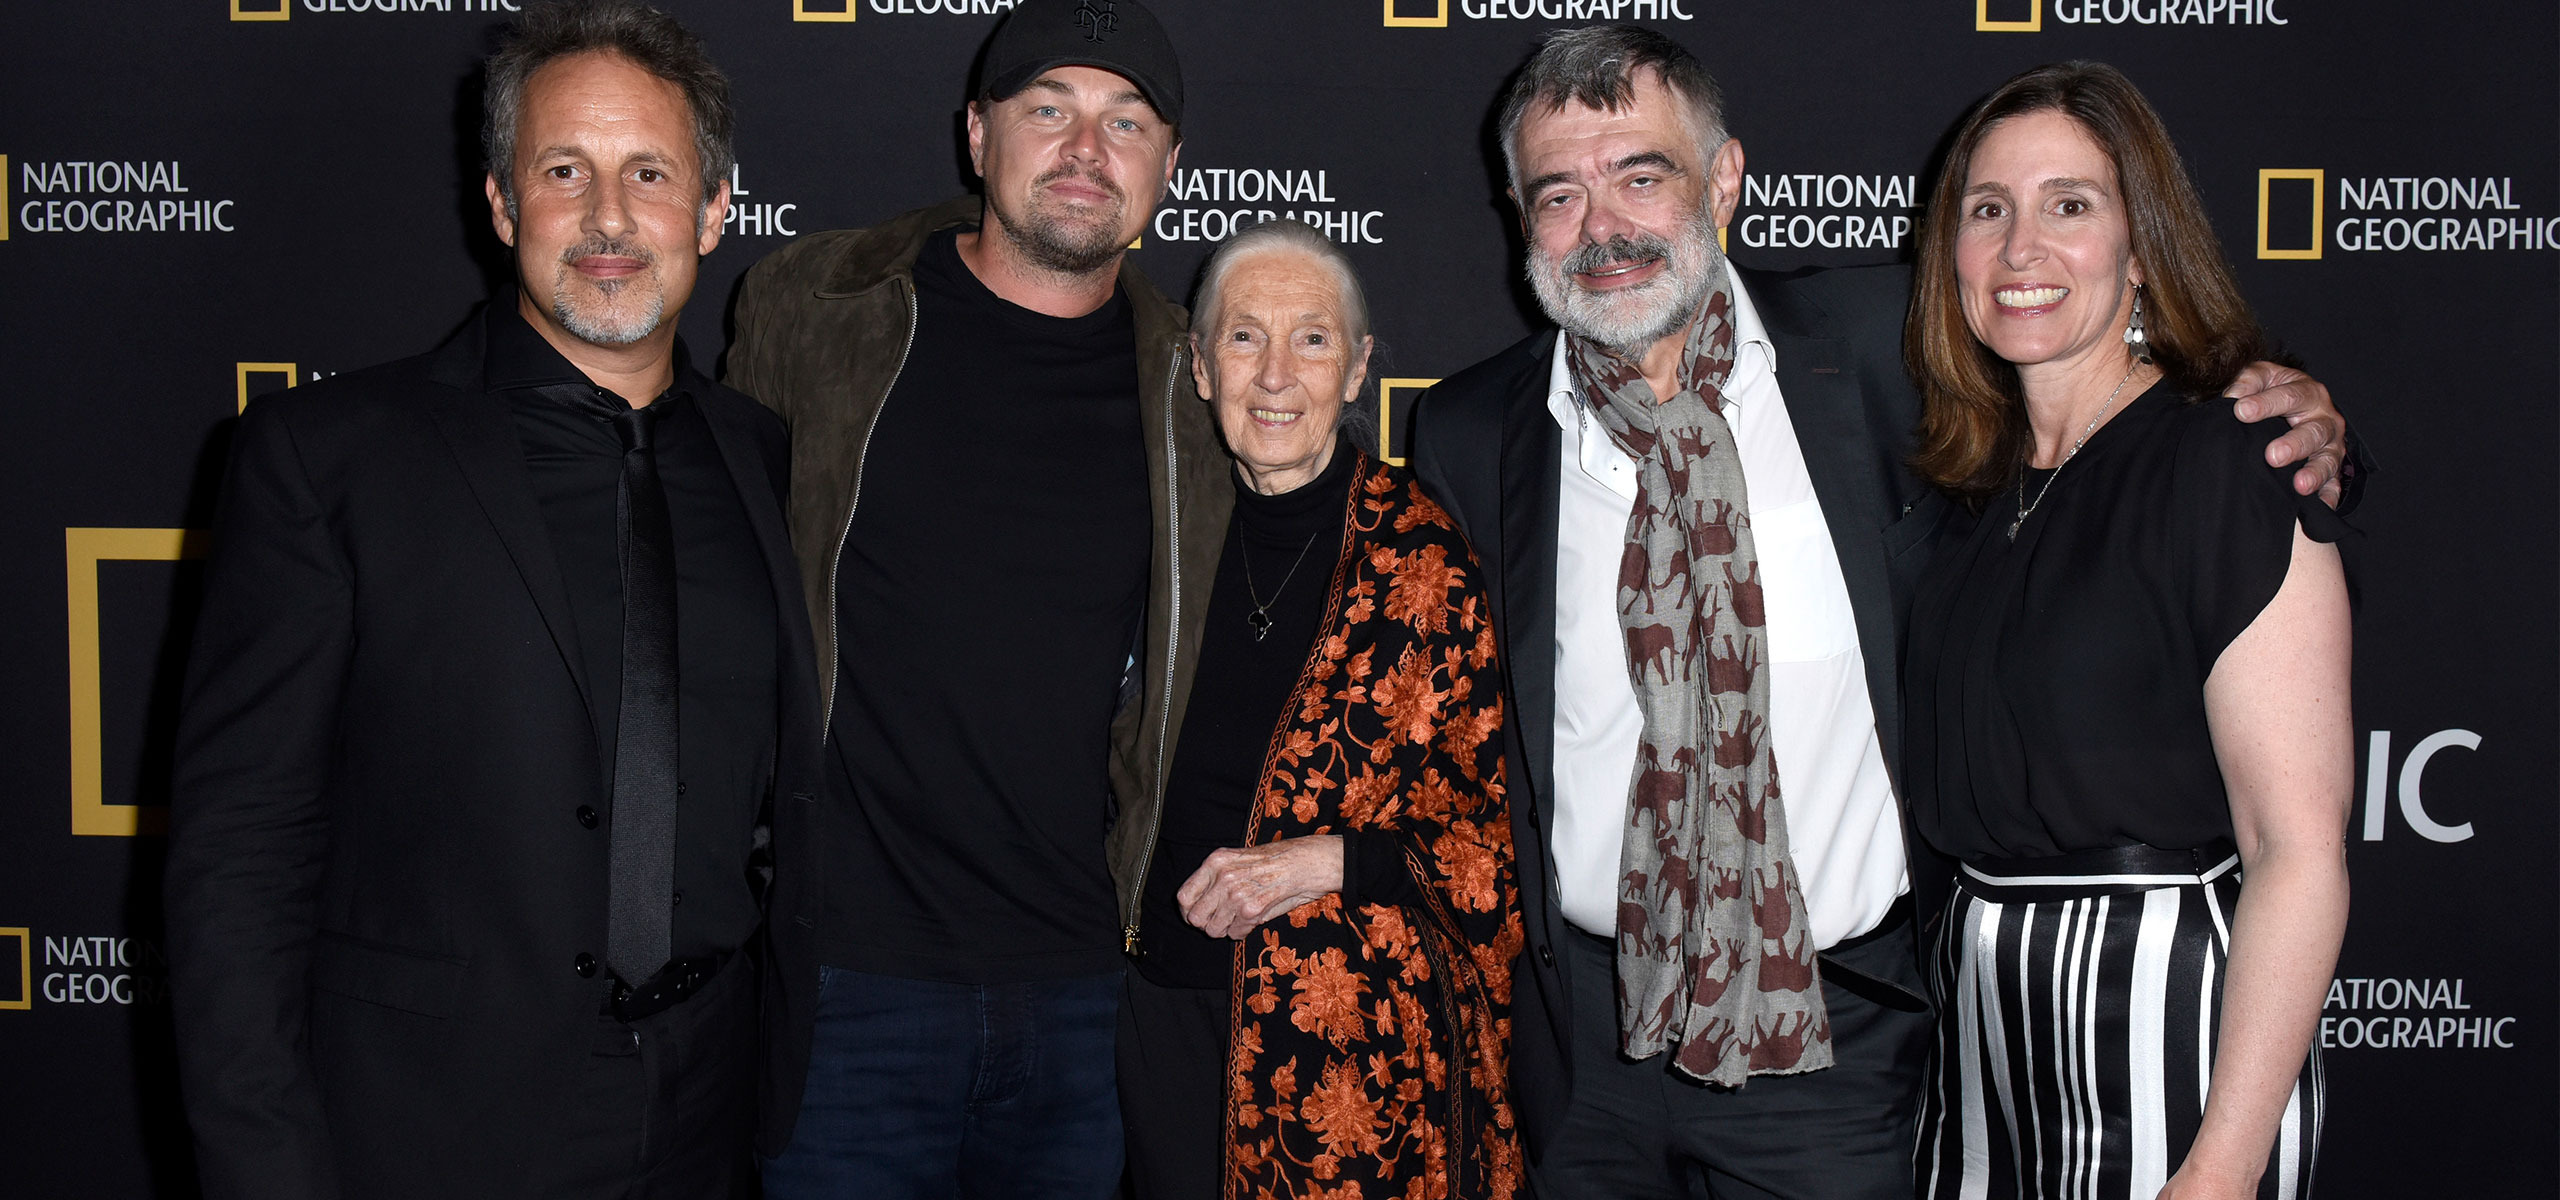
[{"left": 1075, "top": 0, "right": 1118, "bottom": 42}]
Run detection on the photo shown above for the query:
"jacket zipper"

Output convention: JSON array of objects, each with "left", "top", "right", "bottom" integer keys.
[
  {"left": 1122, "top": 343, "right": 1186, "bottom": 955},
  {"left": 821, "top": 286, "right": 919, "bottom": 739}
]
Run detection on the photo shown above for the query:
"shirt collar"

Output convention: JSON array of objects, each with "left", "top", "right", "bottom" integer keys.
[
  {"left": 481, "top": 294, "right": 699, "bottom": 411},
  {"left": 1546, "top": 271, "right": 1776, "bottom": 431}
]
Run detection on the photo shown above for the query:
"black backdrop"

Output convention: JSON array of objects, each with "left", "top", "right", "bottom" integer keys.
[{"left": 2, "top": 2, "right": 2553, "bottom": 1195}]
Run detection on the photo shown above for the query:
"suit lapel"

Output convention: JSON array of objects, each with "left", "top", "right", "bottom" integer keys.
[
  {"left": 1762, "top": 325, "right": 1905, "bottom": 774},
  {"left": 696, "top": 395, "right": 821, "bottom": 755},
  {"left": 1498, "top": 338, "right": 1563, "bottom": 826},
  {"left": 695, "top": 395, "right": 789, "bottom": 613},
  {"left": 428, "top": 389, "right": 598, "bottom": 723}
]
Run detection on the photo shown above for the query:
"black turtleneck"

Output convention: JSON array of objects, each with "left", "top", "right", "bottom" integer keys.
[{"left": 1138, "top": 442, "right": 1419, "bottom": 988}]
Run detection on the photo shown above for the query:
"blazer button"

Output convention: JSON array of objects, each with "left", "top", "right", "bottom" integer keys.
[
  {"left": 573, "top": 952, "right": 597, "bottom": 978},
  {"left": 1538, "top": 945, "right": 1556, "bottom": 968},
  {"left": 576, "top": 805, "right": 599, "bottom": 829}
]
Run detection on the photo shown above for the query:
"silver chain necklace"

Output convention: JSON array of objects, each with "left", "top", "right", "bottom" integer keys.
[
  {"left": 2009, "top": 361, "right": 2142, "bottom": 542},
  {"left": 1239, "top": 529, "right": 1321, "bottom": 642}
]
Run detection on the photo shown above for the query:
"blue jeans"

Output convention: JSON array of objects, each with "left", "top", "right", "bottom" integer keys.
[{"left": 760, "top": 964, "right": 1126, "bottom": 1200}]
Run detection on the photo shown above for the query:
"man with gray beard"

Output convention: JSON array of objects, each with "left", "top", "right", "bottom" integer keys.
[
  {"left": 1408, "top": 25, "right": 2350, "bottom": 1198},
  {"left": 166, "top": 5, "right": 813, "bottom": 1197},
  {"left": 724, "top": 1, "right": 1227, "bottom": 1195}
]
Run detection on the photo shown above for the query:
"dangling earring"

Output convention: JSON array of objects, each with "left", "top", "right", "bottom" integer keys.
[{"left": 2124, "top": 283, "right": 2153, "bottom": 364}]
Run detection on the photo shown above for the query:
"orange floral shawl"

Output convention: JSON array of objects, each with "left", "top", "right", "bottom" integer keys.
[{"left": 1224, "top": 454, "right": 1524, "bottom": 1200}]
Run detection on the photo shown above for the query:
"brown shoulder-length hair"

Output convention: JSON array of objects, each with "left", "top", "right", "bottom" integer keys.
[{"left": 1906, "top": 61, "right": 2267, "bottom": 499}]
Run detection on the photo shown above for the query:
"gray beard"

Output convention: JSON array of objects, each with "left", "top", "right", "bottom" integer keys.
[
  {"left": 547, "top": 236, "right": 665, "bottom": 347},
  {"left": 1527, "top": 208, "right": 1728, "bottom": 359},
  {"left": 552, "top": 279, "right": 664, "bottom": 347}
]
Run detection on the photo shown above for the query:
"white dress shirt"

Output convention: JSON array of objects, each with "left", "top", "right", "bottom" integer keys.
[{"left": 1546, "top": 278, "right": 1909, "bottom": 950}]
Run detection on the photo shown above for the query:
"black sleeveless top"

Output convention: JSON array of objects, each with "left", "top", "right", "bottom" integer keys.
[{"left": 1903, "top": 384, "right": 2349, "bottom": 864}]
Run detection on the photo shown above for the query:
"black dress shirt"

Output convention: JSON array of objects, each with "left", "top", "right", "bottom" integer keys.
[{"left": 488, "top": 300, "right": 777, "bottom": 960}]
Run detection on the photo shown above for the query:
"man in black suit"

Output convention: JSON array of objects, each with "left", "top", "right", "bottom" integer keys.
[
  {"left": 164, "top": 5, "right": 816, "bottom": 1197},
  {"left": 1410, "top": 26, "right": 2346, "bottom": 1199}
]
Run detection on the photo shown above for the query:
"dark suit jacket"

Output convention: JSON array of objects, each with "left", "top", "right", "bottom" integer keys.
[
  {"left": 1408, "top": 263, "right": 1953, "bottom": 1152},
  {"left": 164, "top": 307, "right": 823, "bottom": 1200}
]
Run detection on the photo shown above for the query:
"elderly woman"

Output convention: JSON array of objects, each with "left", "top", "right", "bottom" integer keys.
[
  {"left": 1901, "top": 62, "right": 2351, "bottom": 1199},
  {"left": 1114, "top": 219, "right": 1523, "bottom": 1200}
]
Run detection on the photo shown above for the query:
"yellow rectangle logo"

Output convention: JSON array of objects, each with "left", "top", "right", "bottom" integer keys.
[
  {"left": 236, "top": 363, "right": 297, "bottom": 413},
  {"left": 3, "top": 155, "right": 10, "bottom": 241},
  {"left": 1977, "top": 0, "right": 2042, "bottom": 31},
  {"left": 1377, "top": 378, "right": 1440, "bottom": 467},
  {"left": 2256, "top": 168, "right": 2324, "bottom": 260},
  {"left": 231, "top": 0, "right": 290, "bottom": 21},
  {"left": 794, "top": 0, "right": 858, "bottom": 21},
  {"left": 66, "top": 528, "right": 207, "bottom": 837},
  {"left": 1384, "top": 0, "right": 1449, "bottom": 28},
  {"left": 0, "top": 929, "right": 28, "bottom": 1010}
]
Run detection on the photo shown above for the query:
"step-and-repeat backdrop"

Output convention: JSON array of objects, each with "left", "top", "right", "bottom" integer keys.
[{"left": 2, "top": 1, "right": 2551, "bottom": 1194}]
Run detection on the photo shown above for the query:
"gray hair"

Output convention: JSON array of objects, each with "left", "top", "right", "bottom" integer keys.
[
  {"left": 1189, "top": 218, "right": 1377, "bottom": 447},
  {"left": 1496, "top": 23, "right": 1730, "bottom": 193},
  {"left": 1192, "top": 219, "right": 1371, "bottom": 350},
  {"left": 482, "top": 1, "right": 736, "bottom": 219}
]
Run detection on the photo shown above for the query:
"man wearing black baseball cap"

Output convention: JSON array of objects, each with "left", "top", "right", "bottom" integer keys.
[
  {"left": 979, "top": 0, "right": 1183, "bottom": 127},
  {"left": 728, "top": 1, "right": 1224, "bottom": 1196}
]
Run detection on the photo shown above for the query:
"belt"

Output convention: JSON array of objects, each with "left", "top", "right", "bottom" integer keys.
[
  {"left": 1818, "top": 896, "right": 1928, "bottom": 1013},
  {"left": 1958, "top": 839, "right": 2240, "bottom": 901},
  {"left": 1568, "top": 896, "right": 1929, "bottom": 1014},
  {"left": 607, "top": 952, "right": 726, "bottom": 1023},
  {"left": 1826, "top": 892, "right": 1912, "bottom": 955}
]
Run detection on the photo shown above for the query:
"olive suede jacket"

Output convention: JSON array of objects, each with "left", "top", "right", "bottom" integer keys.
[{"left": 725, "top": 196, "right": 1232, "bottom": 1152}]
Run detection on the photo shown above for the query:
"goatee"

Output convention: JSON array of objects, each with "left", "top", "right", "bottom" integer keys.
[{"left": 549, "top": 234, "right": 664, "bottom": 347}]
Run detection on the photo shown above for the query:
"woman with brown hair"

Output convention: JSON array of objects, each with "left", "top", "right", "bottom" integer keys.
[{"left": 1900, "top": 62, "right": 2351, "bottom": 1199}]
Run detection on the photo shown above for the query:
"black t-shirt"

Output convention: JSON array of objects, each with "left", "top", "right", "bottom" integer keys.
[
  {"left": 1903, "top": 385, "right": 2348, "bottom": 863},
  {"left": 491, "top": 302, "right": 777, "bottom": 963},
  {"left": 825, "top": 228, "right": 1149, "bottom": 982},
  {"left": 1140, "top": 445, "right": 1422, "bottom": 989}
]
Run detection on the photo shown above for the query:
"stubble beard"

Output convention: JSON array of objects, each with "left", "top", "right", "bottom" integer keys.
[
  {"left": 1527, "top": 206, "right": 1727, "bottom": 360},
  {"left": 994, "top": 164, "right": 1133, "bottom": 278},
  {"left": 549, "top": 234, "right": 665, "bottom": 348}
]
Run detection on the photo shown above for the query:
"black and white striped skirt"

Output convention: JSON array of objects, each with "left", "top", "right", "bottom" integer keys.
[{"left": 1916, "top": 844, "right": 2322, "bottom": 1199}]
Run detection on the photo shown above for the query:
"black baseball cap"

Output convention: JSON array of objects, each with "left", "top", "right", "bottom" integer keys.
[{"left": 979, "top": 0, "right": 1183, "bottom": 127}]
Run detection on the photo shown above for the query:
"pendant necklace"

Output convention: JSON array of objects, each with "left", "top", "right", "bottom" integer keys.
[
  {"left": 1240, "top": 529, "right": 1321, "bottom": 642},
  {"left": 2009, "top": 361, "right": 2142, "bottom": 542}
]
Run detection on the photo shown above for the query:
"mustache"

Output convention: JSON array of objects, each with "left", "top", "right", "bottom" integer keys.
[
  {"left": 1557, "top": 232, "right": 1676, "bottom": 279},
  {"left": 558, "top": 235, "right": 658, "bottom": 267},
  {"left": 1033, "top": 163, "right": 1125, "bottom": 202}
]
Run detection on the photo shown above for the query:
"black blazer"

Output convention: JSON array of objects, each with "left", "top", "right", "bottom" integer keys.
[
  {"left": 164, "top": 308, "right": 823, "bottom": 1200},
  {"left": 1408, "top": 263, "right": 1952, "bottom": 1151}
]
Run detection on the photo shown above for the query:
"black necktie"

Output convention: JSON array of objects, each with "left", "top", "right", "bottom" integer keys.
[{"left": 607, "top": 402, "right": 679, "bottom": 985}]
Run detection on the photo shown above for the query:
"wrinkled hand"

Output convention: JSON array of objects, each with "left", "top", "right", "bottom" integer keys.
[
  {"left": 2226, "top": 362, "right": 2346, "bottom": 507},
  {"left": 1177, "top": 835, "right": 1345, "bottom": 940}
]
